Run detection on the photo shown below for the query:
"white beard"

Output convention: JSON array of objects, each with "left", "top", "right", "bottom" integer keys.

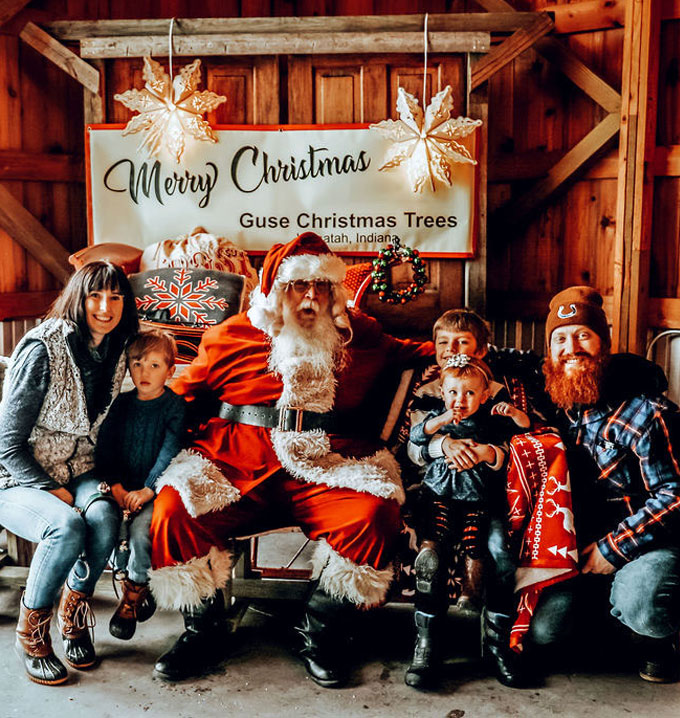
[{"left": 268, "top": 312, "right": 344, "bottom": 412}]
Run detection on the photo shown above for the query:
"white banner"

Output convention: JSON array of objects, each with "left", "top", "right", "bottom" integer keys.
[{"left": 87, "top": 125, "right": 477, "bottom": 257}]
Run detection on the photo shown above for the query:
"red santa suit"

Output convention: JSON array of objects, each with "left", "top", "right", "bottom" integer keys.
[{"left": 149, "top": 233, "right": 433, "bottom": 611}]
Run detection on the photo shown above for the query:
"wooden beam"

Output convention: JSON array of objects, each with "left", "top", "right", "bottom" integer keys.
[
  {"left": 474, "top": 0, "right": 621, "bottom": 113},
  {"left": 550, "top": 0, "right": 625, "bottom": 35},
  {"left": 0, "top": 0, "right": 31, "bottom": 27},
  {"left": 43, "top": 13, "right": 547, "bottom": 40},
  {"left": 0, "top": 185, "right": 71, "bottom": 285},
  {"left": 83, "top": 58, "right": 105, "bottom": 125},
  {"left": 0, "top": 150, "right": 82, "bottom": 182},
  {"left": 471, "top": 13, "right": 553, "bottom": 90},
  {"left": 492, "top": 112, "right": 620, "bottom": 229},
  {"left": 611, "top": 0, "right": 660, "bottom": 353},
  {"left": 80, "top": 31, "right": 490, "bottom": 59},
  {"left": 532, "top": 35, "right": 621, "bottom": 113},
  {"left": 19, "top": 21, "right": 100, "bottom": 94},
  {"left": 466, "top": 64, "right": 489, "bottom": 314},
  {"left": 0, "top": 290, "right": 60, "bottom": 321}
]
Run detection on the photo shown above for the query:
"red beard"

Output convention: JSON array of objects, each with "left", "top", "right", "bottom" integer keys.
[{"left": 543, "top": 353, "right": 608, "bottom": 410}]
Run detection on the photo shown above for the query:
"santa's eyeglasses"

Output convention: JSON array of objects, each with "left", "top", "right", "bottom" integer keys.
[{"left": 285, "top": 279, "right": 332, "bottom": 296}]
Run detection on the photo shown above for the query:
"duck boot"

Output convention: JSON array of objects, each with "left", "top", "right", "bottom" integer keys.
[
  {"left": 58, "top": 586, "right": 97, "bottom": 670},
  {"left": 483, "top": 610, "right": 532, "bottom": 688},
  {"left": 296, "top": 587, "right": 352, "bottom": 688},
  {"left": 15, "top": 598, "right": 68, "bottom": 685},
  {"left": 404, "top": 611, "right": 441, "bottom": 689},
  {"left": 154, "top": 591, "right": 231, "bottom": 681},
  {"left": 109, "top": 579, "right": 157, "bottom": 641}
]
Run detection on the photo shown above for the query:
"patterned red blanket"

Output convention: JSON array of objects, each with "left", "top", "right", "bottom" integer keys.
[{"left": 506, "top": 430, "right": 579, "bottom": 652}]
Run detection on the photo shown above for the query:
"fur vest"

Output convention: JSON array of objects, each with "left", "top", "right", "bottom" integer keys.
[{"left": 0, "top": 319, "right": 126, "bottom": 486}]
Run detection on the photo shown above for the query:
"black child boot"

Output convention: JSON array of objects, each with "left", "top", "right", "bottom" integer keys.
[
  {"left": 404, "top": 611, "right": 440, "bottom": 689},
  {"left": 154, "top": 591, "right": 230, "bottom": 681},
  {"left": 405, "top": 541, "right": 446, "bottom": 689},
  {"left": 483, "top": 610, "right": 532, "bottom": 688},
  {"left": 296, "top": 586, "right": 352, "bottom": 688},
  {"left": 109, "top": 578, "right": 157, "bottom": 640}
]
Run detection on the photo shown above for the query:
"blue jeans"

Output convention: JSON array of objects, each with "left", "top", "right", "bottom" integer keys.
[
  {"left": 112, "top": 502, "right": 153, "bottom": 584},
  {"left": 528, "top": 547, "right": 680, "bottom": 645},
  {"left": 486, "top": 514, "right": 517, "bottom": 613},
  {"left": 0, "top": 472, "right": 120, "bottom": 609}
]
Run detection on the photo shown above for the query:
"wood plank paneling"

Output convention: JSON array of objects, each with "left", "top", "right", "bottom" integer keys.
[{"left": 0, "top": 34, "right": 27, "bottom": 294}]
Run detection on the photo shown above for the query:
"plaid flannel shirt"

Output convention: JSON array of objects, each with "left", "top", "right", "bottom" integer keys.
[{"left": 565, "top": 394, "right": 680, "bottom": 568}]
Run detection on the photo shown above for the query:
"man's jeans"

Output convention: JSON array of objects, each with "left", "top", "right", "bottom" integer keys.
[
  {"left": 528, "top": 547, "right": 680, "bottom": 645},
  {"left": 112, "top": 501, "right": 153, "bottom": 584},
  {"left": 0, "top": 472, "right": 119, "bottom": 609}
]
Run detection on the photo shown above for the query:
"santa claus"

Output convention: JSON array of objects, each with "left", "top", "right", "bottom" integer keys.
[{"left": 148, "top": 231, "right": 432, "bottom": 686}]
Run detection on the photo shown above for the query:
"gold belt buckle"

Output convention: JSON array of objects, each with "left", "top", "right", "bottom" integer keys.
[{"left": 278, "top": 406, "right": 304, "bottom": 431}]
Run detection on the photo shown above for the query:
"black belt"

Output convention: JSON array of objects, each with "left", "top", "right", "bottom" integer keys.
[{"left": 219, "top": 401, "right": 339, "bottom": 433}]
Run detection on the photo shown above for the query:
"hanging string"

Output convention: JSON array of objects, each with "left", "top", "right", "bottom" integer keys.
[
  {"left": 168, "top": 17, "right": 175, "bottom": 87},
  {"left": 422, "top": 13, "right": 429, "bottom": 109}
]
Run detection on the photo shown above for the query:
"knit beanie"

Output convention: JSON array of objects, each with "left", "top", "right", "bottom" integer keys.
[{"left": 545, "top": 285, "right": 610, "bottom": 347}]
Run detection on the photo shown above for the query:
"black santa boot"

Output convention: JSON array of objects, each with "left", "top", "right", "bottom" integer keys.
[
  {"left": 296, "top": 586, "right": 352, "bottom": 688},
  {"left": 154, "top": 591, "right": 231, "bottom": 681}
]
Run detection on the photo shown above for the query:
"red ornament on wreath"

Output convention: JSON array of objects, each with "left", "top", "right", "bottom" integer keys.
[{"left": 371, "top": 239, "right": 427, "bottom": 304}]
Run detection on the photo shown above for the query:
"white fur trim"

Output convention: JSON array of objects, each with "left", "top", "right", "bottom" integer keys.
[
  {"left": 311, "top": 539, "right": 394, "bottom": 607},
  {"left": 275, "top": 253, "right": 346, "bottom": 285},
  {"left": 156, "top": 449, "right": 240, "bottom": 518},
  {"left": 149, "top": 546, "right": 232, "bottom": 611},
  {"left": 272, "top": 430, "right": 405, "bottom": 504},
  {"left": 247, "top": 284, "right": 274, "bottom": 335}
]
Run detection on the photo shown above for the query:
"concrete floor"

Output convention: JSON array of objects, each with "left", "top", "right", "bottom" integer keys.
[{"left": 1, "top": 582, "right": 680, "bottom": 718}]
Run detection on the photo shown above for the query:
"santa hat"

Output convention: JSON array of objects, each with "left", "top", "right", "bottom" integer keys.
[
  {"left": 546, "top": 285, "right": 610, "bottom": 347},
  {"left": 247, "top": 232, "right": 348, "bottom": 336},
  {"left": 260, "top": 232, "right": 346, "bottom": 296}
]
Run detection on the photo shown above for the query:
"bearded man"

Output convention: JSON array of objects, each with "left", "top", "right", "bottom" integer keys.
[
  {"left": 531, "top": 285, "right": 680, "bottom": 682},
  {"left": 147, "top": 232, "right": 432, "bottom": 686}
]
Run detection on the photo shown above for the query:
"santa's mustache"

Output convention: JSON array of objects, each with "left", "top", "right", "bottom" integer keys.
[{"left": 298, "top": 299, "right": 319, "bottom": 312}]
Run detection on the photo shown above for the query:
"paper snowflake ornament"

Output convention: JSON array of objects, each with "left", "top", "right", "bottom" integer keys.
[
  {"left": 114, "top": 57, "right": 226, "bottom": 163},
  {"left": 370, "top": 85, "right": 482, "bottom": 193}
]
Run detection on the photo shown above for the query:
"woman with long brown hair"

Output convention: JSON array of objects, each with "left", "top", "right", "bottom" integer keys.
[{"left": 0, "top": 261, "right": 138, "bottom": 685}]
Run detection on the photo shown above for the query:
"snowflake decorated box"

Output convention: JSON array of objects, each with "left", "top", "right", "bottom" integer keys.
[{"left": 129, "top": 266, "right": 245, "bottom": 362}]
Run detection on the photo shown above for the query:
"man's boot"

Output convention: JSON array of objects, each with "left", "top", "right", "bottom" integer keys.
[
  {"left": 638, "top": 635, "right": 680, "bottom": 683},
  {"left": 483, "top": 610, "right": 532, "bottom": 688},
  {"left": 15, "top": 598, "right": 68, "bottom": 685},
  {"left": 456, "top": 554, "right": 484, "bottom": 614},
  {"left": 154, "top": 591, "right": 230, "bottom": 681},
  {"left": 296, "top": 587, "right": 351, "bottom": 688},
  {"left": 58, "top": 585, "right": 96, "bottom": 670},
  {"left": 404, "top": 611, "right": 440, "bottom": 689},
  {"left": 109, "top": 578, "right": 157, "bottom": 641}
]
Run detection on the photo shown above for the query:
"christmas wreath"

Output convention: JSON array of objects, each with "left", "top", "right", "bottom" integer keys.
[{"left": 371, "top": 239, "right": 427, "bottom": 304}]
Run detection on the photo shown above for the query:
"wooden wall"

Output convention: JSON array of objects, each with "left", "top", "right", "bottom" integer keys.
[{"left": 1, "top": 0, "right": 679, "bottom": 347}]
